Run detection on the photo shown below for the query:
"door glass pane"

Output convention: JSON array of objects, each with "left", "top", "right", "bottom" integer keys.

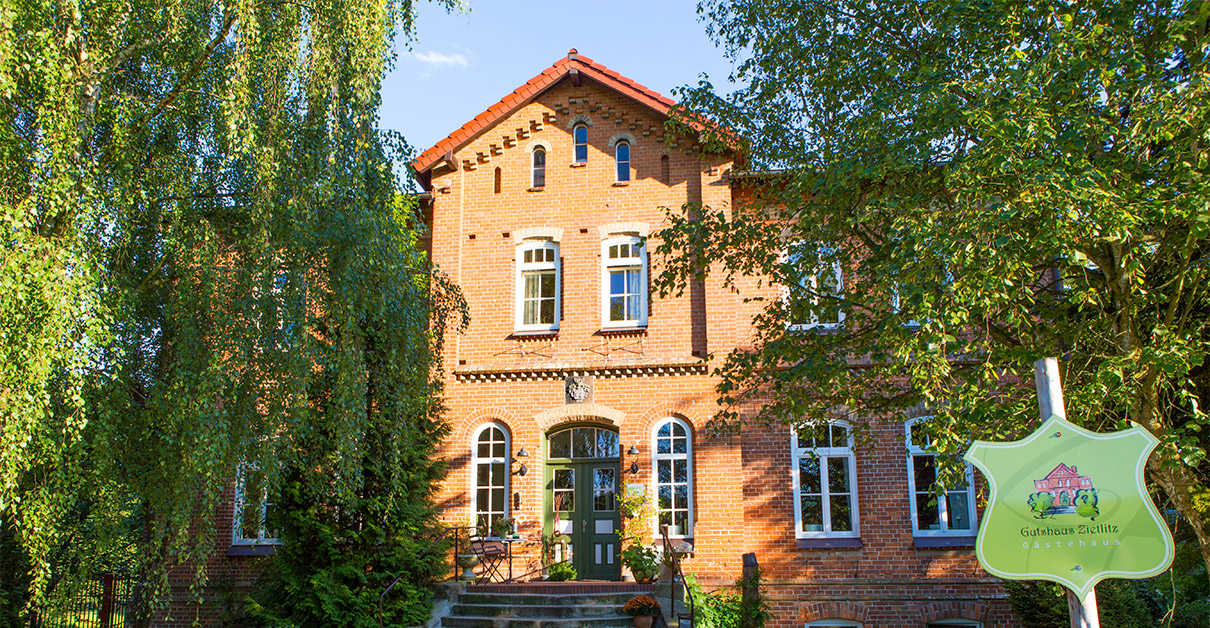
[
  {"left": 553, "top": 468, "right": 574, "bottom": 512},
  {"left": 549, "top": 431, "right": 571, "bottom": 458},
  {"left": 597, "top": 430, "right": 619, "bottom": 458},
  {"left": 573, "top": 428, "right": 595, "bottom": 458},
  {"left": 594, "top": 468, "right": 616, "bottom": 511}
]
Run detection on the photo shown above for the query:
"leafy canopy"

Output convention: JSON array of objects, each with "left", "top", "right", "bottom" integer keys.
[
  {"left": 0, "top": 0, "right": 464, "bottom": 619},
  {"left": 657, "top": 0, "right": 1210, "bottom": 571}
]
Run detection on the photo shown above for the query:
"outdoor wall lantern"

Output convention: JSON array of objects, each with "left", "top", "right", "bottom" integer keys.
[
  {"left": 626, "top": 445, "right": 640, "bottom": 474},
  {"left": 512, "top": 447, "right": 529, "bottom": 476}
]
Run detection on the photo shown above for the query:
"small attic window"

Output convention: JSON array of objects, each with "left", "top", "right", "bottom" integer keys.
[
  {"left": 615, "top": 141, "right": 631, "bottom": 182},
  {"left": 574, "top": 124, "right": 588, "bottom": 163},
  {"left": 494, "top": 167, "right": 502, "bottom": 194},
  {"left": 532, "top": 147, "right": 546, "bottom": 188},
  {"left": 660, "top": 155, "right": 670, "bottom": 184}
]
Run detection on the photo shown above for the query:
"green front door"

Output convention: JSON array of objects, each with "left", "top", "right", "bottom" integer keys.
[{"left": 545, "top": 425, "right": 622, "bottom": 580}]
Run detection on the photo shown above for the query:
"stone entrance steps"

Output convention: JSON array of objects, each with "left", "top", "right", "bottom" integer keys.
[{"left": 440, "top": 583, "right": 655, "bottom": 628}]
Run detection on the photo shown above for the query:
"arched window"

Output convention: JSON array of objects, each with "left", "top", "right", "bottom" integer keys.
[
  {"left": 906, "top": 417, "right": 976, "bottom": 537},
  {"left": 516, "top": 239, "right": 560, "bottom": 331},
  {"left": 615, "top": 141, "right": 631, "bottom": 182},
  {"left": 532, "top": 146, "right": 546, "bottom": 188},
  {"left": 652, "top": 417, "right": 692, "bottom": 537},
  {"left": 472, "top": 423, "right": 510, "bottom": 535},
  {"left": 574, "top": 124, "right": 589, "bottom": 163},
  {"left": 792, "top": 421, "right": 858, "bottom": 538},
  {"left": 494, "top": 167, "right": 502, "bottom": 194}
]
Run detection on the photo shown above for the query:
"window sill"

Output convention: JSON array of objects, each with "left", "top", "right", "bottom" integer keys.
[
  {"left": 596, "top": 326, "right": 647, "bottom": 336},
  {"left": 527, "top": 186, "right": 545, "bottom": 192},
  {"left": 227, "top": 544, "right": 279, "bottom": 557},
  {"left": 569, "top": 162, "right": 586, "bottom": 168},
  {"left": 509, "top": 330, "right": 559, "bottom": 339},
  {"left": 913, "top": 535, "right": 975, "bottom": 549},
  {"left": 611, "top": 181, "right": 630, "bottom": 187},
  {"left": 796, "top": 537, "right": 863, "bottom": 550}
]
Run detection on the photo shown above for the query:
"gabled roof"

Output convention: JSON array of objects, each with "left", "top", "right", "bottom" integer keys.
[
  {"left": 1044, "top": 463, "right": 1080, "bottom": 479},
  {"left": 412, "top": 49, "right": 681, "bottom": 175}
]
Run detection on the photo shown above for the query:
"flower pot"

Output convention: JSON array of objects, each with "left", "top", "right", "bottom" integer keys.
[
  {"left": 456, "top": 554, "right": 479, "bottom": 581},
  {"left": 633, "top": 616, "right": 655, "bottom": 628}
]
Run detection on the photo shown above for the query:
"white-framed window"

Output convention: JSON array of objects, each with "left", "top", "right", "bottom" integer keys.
[
  {"left": 532, "top": 146, "right": 546, "bottom": 188},
  {"left": 472, "top": 423, "right": 510, "bottom": 535},
  {"left": 792, "top": 421, "right": 859, "bottom": 538},
  {"left": 516, "top": 239, "right": 560, "bottom": 332},
  {"left": 786, "top": 243, "right": 844, "bottom": 330},
  {"left": 233, "top": 464, "right": 282, "bottom": 546},
  {"left": 652, "top": 417, "right": 693, "bottom": 537},
  {"left": 906, "top": 417, "right": 976, "bottom": 536},
  {"left": 805, "top": 621, "right": 862, "bottom": 628},
  {"left": 615, "top": 140, "right": 631, "bottom": 182},
  {"left": 600, "top": 236, "right": 647, "bottom": 328},
  {"left": 927, "top": 621, "right": 981, "bottom": 628},
  {"left": 574, "top": 124, "right": 589, "bottom": 163}
]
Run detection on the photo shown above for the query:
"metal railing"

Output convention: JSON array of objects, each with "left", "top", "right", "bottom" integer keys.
[
  {"left": 660, "top": 525, "right": 694, "bottom": 628},
  {"left": 378, "top": 524, "right": 473, "bottom": 628},
  {"left": 30, "top": 574, "right": 134, "bottom": 628}
]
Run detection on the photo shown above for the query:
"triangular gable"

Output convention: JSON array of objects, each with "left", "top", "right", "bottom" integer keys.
[
  {"left": 1045, "top": 463, "right": 1077, "bottom": 480},
  {"left": 412, "top": 49, "right": 682, "bottom": 176}
]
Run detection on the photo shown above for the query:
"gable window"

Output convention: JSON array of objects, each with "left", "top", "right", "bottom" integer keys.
[
  {"left": 601, "top": 236, "right": 647, "bottom": 328},
  {"left": 660, "top": 155, "right": 670, "bottom": 184},
  {"left": 652, "top": 417, "right": 693, "bottom": 537},
  {"left": 532, "top": 146, "right": 546, "bottom": 188},
  {"left": 233, "top": 465, "right": 281, "bottom": 546},
  {"left": 786, "top": 244, "right": 844, "bottom": 330},
  {"left": 615, "top": 141, "right": 631, "bottom": 182},
  {"left": 472, "top": 423, "right": 509, "bottom": 534},
  {"left": 574, "top": 124, "right": 589, "bottom": 163},
  {"left": 906, "top": 418, "right": 976, "bottom": 537},
  {"left": 516, "top": 240, "right": 560, "bottom": 332},
  {"left": 792, "top": 421, "right": 858, "bottom": 538},
  {"left": 494, "top": 167, "right": 502, "bottom": 194}
]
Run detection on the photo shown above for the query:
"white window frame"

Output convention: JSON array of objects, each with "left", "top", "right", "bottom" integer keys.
[
  {"left": 805, "top": 621, "right": 862, "bottom": 628},
  {"left": 927, "top": 621, "right": 981, "bottom": 628},
  {"left": 651, "top": 417, "right": 693, "bottom": 538},
  {"left": 785, "top": 244, "right": 845, "bottom": 331},
  {"left": 471, "top": 422, "right": 510, "bottom": 537},
  {"left": 905, "top": 417, "right": 977, "bottom": 537},
  {"left": 515, "top": 239, "right": 560, "bottom": 332},
  {"left": 600, "top": 236, "right": 648, "bottom": 329},
  {"left": 791, "top": 421, "right": 859, "bottom": 539},
  {"left": 232, "top": 464, "right": 282, "bottom": 546}
]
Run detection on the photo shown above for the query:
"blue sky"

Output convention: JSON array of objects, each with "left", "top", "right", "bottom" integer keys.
[{"left": 380, "top": 0, "right": 741, "bottom": 162}]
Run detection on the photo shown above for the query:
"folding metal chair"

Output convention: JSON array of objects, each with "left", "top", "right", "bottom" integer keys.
[{"left": 470, "top": 539, "right": 509, "bottom": 583}]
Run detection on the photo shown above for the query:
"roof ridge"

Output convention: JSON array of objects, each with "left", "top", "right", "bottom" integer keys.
[{"left": 412, "top": 49, "right": 681, "bottom": 177}]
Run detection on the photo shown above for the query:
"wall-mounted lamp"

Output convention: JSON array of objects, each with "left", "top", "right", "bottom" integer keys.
[
  {"left": 512, "top": 446, "right": 529, "bottom": 476},
  {"left": 626, "top": 444, "right": 640, "bottom": 474}
]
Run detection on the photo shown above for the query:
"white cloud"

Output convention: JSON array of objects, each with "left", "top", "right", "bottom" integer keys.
[{"left": 410, "top": 51, "right": 470, "bottom": 68}]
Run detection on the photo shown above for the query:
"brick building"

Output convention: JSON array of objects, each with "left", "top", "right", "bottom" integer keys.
[{"left": 411, "top": 50, "right": 1017, "bottom": 627}]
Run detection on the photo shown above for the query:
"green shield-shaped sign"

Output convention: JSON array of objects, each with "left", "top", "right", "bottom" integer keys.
[{"left": 964, "top": 415, "right": 1174, "bottom": 600}]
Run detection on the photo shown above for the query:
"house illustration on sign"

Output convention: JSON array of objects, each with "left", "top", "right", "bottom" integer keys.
[{"left": 1034, "top": 463, "right": 1094, "bottom": 507}]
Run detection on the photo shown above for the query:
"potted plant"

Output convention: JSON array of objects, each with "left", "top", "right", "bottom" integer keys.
[
  {"left": 620, "top": 544, "right": 661, "bottom": 583},
  {"left": 491, "top": 515, "right": 514, "bottom": 539},
  {"left": 622, "top": 594, "right": 662, "bottom": 628},
  {"left": 548, "top": 560, "right": 577, "bottom": 581}
]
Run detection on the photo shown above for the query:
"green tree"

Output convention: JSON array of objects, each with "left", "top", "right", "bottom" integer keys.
[
  {"left": 657, "top": 0, "right": 1210, "bottom": 575},
  {"left": 0, "top": 0, "right": 464, "bottom": 622}
]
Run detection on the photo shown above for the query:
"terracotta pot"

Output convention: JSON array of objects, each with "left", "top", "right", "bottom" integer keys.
[{"left": 633, "top": 616, "right": 655, "bottom": 628}]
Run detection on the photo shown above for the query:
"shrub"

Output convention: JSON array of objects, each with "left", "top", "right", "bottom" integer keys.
[{"left": 548, "top": 561, "right": 577, "bottom": 582}]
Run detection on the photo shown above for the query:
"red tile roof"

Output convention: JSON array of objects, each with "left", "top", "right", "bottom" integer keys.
[{"left": 413, "top": 49, "right": 683, "bottom": 175}]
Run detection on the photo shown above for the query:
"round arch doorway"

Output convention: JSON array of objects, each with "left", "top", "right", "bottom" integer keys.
[{"left": 544, "top": 423, "right": 622, "bottom": 580}]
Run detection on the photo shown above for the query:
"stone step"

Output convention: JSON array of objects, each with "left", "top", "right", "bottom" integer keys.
[
  {"left": 441, "top": 616, "right": 633, "bottom": 628},
  {"left": 452, "top": 604, "right": 620, "bottom": 618},
  {"left": 457, "top": 592, "right": 643, "bottom": 607}
]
